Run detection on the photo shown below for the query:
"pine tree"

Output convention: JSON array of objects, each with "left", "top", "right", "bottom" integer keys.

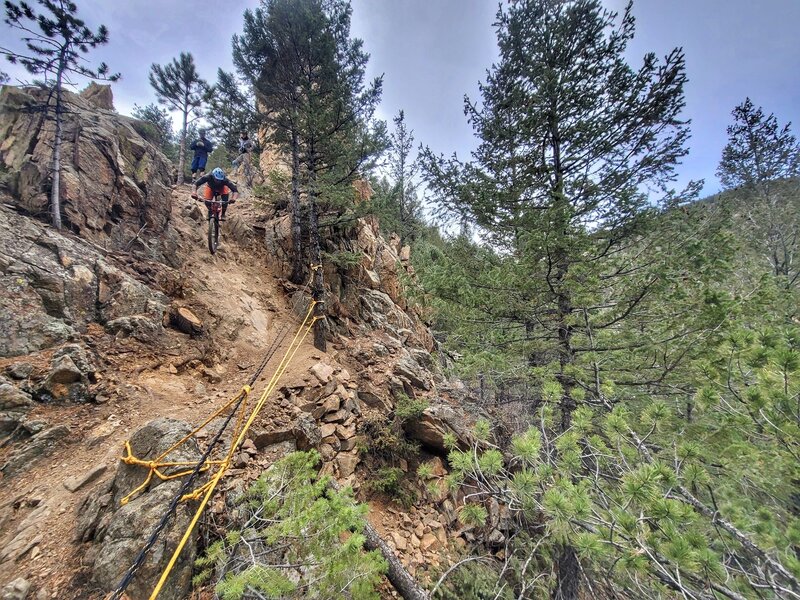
[
  {"left": 717, "top": 98, "right": 800, "bottom": 285},
  {"left": 196, "top": 451, "right": 388, "bottom": 599},
  {"left": 132, "top": 103, "right": 173, "bottom": 150},
  {"left": 149, "top": 52, "right": 208, "bottom": 185},
  {"left": 205, "top": 69, "right": 256, "bottom": 152},
  {"left": 421, "top": 1, "right": 694, "bottom": 597},
  {"left": 1, "top": 0, "right": 119, "bottom": 230},
  {"left": 234, "top": 0, "right": 308, "bottom": 284},
  {"left": 234, "top": 0, "right": 385, "bottom": 349},
  {"left": 294, "top": 0, "right": 385, "bottom": 350},
  {"left": 387, "top": 110, "right": 422, "bottom": 244}
]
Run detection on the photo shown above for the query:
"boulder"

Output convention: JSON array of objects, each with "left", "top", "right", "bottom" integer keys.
[
  {"left": 63, "top": 464, "right": 107, "bottom": 493},
  {"left": 292, "top": 413, "right": 321, "bottom": 451},
  {"left": 109, "top": 418, "right": 201, "bottom": 505},
  {"left": 105, "top": 315, "right": 161, "bottom": 341},
  {"left": 0, "top": 383, "right": 32, "bottom": 410},
  {"left": 89, "top": 482, "right": 197, "bottom": 600},
  {"left": 44, "top": 354, "right": 82, "bottom": 385},
  {"left": 357, "top": 384, "right": 392, "bottom": 412},
  {"left": 36, "top": 344, "right": 96, "bottom": 403},
  {"left": 390, "top": 531, "right": 407, "bottom": 551},
  {"left": 403, "top": 404, "right": 474, "bottom": 453},
  {"left": 5, "top": 363, "right": 33, "bottom": 380},
  {"left": 310, "top": 362, "right": 335, "bottom": 385},
  {"left": 84, "top": 418, "right": 201, "bottom": 600},
  {"left": 336, "top": 453, "right": 360, "bottom": 478},
  {"left": 393, "top": 353, "right": 430, "bottom": 390},
  {"left": 252, "top": 427, "right": 294, "bottom": 449},
  {"left": 321, "top": 395, "right": 341, "bottom": 413},
  {"left": 80, "top": 82, "right": 114, "bottom": 110},
  {"left": 0, "top": 577, "right": 31, "bottom": 600}
]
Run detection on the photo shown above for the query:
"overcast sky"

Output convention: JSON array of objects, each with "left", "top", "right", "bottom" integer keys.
[{"left": 2, "top": 0, "right": 798, "bottom": 197}]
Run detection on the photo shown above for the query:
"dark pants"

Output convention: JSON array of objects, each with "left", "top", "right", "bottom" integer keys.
[
  {"left": 191, "top": 155, "right": 208, "bottom": 173},
  {"left": 205, "top": 195, "right": 229, "bottom": 219}
]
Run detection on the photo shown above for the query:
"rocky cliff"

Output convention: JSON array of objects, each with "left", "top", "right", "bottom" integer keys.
[{"left": 0, "top": 86, "right": 175, "bottom": 262}]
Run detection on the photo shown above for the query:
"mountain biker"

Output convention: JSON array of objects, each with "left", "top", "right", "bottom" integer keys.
[
  {"left": 190, "top": 129, "right": 215, "bottom": 179},
  {"left": 191, "top": 167, "right": 239, "bottom": 221}
]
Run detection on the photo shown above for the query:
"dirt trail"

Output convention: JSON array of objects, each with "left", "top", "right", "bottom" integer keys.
[{"left": 0, "top": 185, "right": 329, "bottom": 597}]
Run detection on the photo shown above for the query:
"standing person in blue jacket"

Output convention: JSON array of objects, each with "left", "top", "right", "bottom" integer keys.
[{"left": 190, "top": 129, "right": 214, "bottom": 179}]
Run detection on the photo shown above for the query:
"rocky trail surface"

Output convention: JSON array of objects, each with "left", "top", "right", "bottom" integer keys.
[{"left": 0, "top": 188, "right": 486, "bottom": 599}]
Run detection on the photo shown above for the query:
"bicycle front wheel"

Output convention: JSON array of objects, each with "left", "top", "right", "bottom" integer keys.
[{"left": 208, "top": 215, "right": 219, "bottom": 254}]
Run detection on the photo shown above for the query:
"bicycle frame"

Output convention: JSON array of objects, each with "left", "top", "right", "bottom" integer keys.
[{"left": 206, "top": 197, "right": 223, "bottom": 217}]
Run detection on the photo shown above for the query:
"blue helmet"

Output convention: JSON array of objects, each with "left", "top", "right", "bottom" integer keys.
[{"left": 211, "top": 167, "right": 225, "bottom": 180}]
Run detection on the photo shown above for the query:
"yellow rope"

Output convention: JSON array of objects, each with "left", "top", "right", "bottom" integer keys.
[
  {"left": 119, "top": 385, "right": 252, "bottom": 506},
  {"left": 147, "top": 304, "right": 318, "bottom": 600}
]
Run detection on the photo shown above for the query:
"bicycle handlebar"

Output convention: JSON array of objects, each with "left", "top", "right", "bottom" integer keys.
[{"left": 193, "top": 197, "right": 233, "bottom": 202}]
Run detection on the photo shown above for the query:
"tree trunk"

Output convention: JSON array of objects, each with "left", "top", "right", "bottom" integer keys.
[
  {"left": 289, "top": 128, "right": 304, "bottom": 284},
  {"left": 551, "top": 122, "right": 581, "bottom": 597},
  {"left": 553, "top": 247, "right": 580, "bottom": 600},
  {"left": 327, "top": 479, "right": 429, "bottom": 600},
  {"left": 50, "top": 62, "right": 65, "bottom": 230},
  {"left": 307, "top": 158, "right": 326, "bottom": 352},
  {"left": 177, "top": 104, "right": 188, "bottom": 185},
  {"left": 553, "top": 545, "right": 580, "bottom": 600},
  {"left": 167, "top": 305, "right": 204, "bottom": 336},
  {"left": 363, "top": 520, "right": 430, "bottom": 600}
]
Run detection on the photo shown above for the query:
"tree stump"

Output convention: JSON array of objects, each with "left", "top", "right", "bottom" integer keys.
[{"left": 165, "top": 304, "right": 203, "bottom": 336}]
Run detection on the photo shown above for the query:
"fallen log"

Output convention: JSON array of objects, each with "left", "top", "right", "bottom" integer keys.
[
  {"left": 363, "top": 519, "right": 430, "bottom": 600},
  {"left": 328, "top": 480, "right": 430, "bottom": 600}
]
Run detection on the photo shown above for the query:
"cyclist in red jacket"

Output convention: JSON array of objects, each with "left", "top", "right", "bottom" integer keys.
[{"left": 191, "top": 167, "right": 239, "bottom": 221}]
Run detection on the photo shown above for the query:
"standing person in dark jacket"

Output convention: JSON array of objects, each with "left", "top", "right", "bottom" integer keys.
[
  {"left": 190, "top": 129, "right": 214, "bottom": 179},
  {"left": 191, "top": 167, "right": 239, "bottom": 221},
  {"left": 232, "top": 131, "right": 255, "bottom": 185}
]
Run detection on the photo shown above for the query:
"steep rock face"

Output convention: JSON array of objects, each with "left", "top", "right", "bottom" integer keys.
[
  {"left": 0, "top": 206, "right": 168, "bottom": 358},
  {"left": 265, "top": 211, "right": 433, "bottom": 351},
  {"left": 0, "top": 85, "right": 173, "bottom": 257}
]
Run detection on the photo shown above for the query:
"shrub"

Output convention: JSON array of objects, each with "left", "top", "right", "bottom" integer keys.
[{"left": 194, "top": 451, "right": 387, "bottom": 599}]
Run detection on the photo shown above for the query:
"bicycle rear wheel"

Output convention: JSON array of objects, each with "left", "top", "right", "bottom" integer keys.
[{"left": 208, "top": 215, "right": 220, "bottom": 254}]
